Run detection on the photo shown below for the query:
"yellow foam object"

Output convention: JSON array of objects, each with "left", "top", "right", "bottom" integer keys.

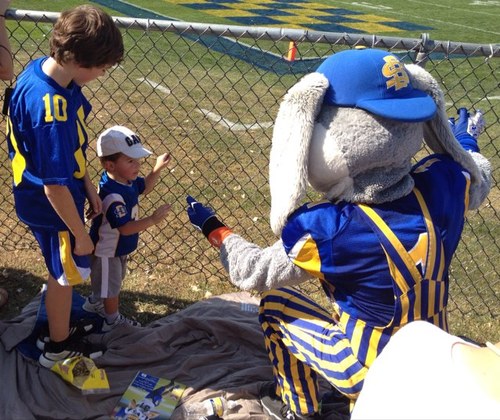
[{"left": 51, "top": 356, "right": 110, "bottom": 394}]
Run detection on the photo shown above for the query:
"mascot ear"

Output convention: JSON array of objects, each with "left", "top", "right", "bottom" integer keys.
[
  {"left": 405, "top": 64, "right": 482, "bottom": 185},
  {"left": 269, "top": 72, "right": 329, "bottom": 236}
]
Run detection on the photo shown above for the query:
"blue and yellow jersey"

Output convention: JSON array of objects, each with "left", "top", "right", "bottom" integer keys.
[
  {"left": 281, "top": 154, "right": 470, "bottom": 327},
  {"left": 90, "top": 171, "right": 146, "bottom": 257},
  {"left": 6, "top": 57, "right": 92, "bottom": 230}
]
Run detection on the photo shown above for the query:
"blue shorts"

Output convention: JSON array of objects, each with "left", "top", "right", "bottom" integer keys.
[{"left": 31, "top": 228, "right": 91, "bottom": 286}]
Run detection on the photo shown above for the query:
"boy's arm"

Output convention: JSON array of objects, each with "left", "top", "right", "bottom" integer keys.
[
  {"left": 117, "top": 203, "right": 171, "bottom": 236},
  {"left": 83, "top": 172, "right": 102, "bottom": 219},
  {"left": 143, "top": 153, "right": 171, "bottom": 196},
  {"left": 0, "top": 0, "right": 13, "bottom": 81},
  {"left": 44, "top": 184, "right": 94, "bottom": 255}
]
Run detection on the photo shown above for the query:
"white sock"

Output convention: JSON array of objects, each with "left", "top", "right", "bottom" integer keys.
[{"left": 105, "top": 312, "right": 119, "bottom": 324}]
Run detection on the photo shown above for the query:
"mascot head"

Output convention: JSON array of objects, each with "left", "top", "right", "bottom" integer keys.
[{"left": 269, "top": 48, "right": 482, "bottom": 235}]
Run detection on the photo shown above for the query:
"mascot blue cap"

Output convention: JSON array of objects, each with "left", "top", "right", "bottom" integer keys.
[{"left": 316, "top": 49, "right": 437, "bottom": 122}]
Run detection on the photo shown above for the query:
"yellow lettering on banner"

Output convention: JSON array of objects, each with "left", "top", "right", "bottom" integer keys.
[{"left": 382, "top": 56, "right": 410, "bottom": 90}]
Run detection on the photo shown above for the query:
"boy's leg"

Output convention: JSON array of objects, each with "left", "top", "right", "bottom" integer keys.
[
  {"left": 45, "top": 274, "right": 72, "bottom": 342},
  {"left": 32, "top": 229, "right": 103, "bottom": 367},
  {"left": 90, "top": 255, "right": 140, "bottom": 330},
  {"left": 103, "top": 295, "right": 119, "bottom": 317}
]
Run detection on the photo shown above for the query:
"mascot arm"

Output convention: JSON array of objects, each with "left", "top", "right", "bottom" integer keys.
[
  {"left": 448, "top": 108, "right": 492, "bottom": 209},
  {"left": 448, "top": 107, "right": 483, "bottom": 152},
  {"left": 220, "top": 234, "right": 312, "bottom": 291},
  {"left": 186, "top": 195, "right": 233, "bottom": 247},
  {"left": 186, "top": 195, "right": 311, "bottom": 291}
]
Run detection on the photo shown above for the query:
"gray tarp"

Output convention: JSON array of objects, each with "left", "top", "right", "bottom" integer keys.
[{"left": 0, "top": 291, "right": 272, "bottom": 419}]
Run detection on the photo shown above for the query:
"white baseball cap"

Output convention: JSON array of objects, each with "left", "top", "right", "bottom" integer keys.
[{"left": 97, "top": 125, "right": 152, "bottom": 158}]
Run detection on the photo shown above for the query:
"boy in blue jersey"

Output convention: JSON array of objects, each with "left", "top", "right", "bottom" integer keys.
[
  {"left": 6, "top": 5, "right": 124, "bottom": 368},
  {"left": 85, "top": 126, "right": 171, "bottom": 331}
]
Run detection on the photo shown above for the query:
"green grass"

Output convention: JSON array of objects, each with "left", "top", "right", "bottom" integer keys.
[{"left": 11, "top": 0, "right": 500, "bottom": 44}]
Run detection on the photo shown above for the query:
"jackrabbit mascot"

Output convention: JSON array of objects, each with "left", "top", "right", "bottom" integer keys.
[{"left": 186, "top": 48, "right": 491, "bottom": 419}]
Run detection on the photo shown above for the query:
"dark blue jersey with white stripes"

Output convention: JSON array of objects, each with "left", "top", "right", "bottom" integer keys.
[{"left": 90, "top": 171, "right": 146, "bottom": 257}]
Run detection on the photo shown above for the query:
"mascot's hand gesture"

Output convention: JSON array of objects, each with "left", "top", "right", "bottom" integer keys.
[
  {"left": 186, "top": 195, "right": 233, "bottom": 248},
  {"left": 449, "top": 108, "right": 484, "bottom": 152}
]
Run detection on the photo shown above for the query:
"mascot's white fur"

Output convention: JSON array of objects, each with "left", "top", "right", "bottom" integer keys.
[{"left": 187, "top": 48, "right": 491, "bottom": 419}]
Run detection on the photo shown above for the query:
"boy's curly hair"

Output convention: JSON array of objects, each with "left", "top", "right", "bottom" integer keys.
[{"left": 50, "top": 5, "right": 124, "bottom": 68}]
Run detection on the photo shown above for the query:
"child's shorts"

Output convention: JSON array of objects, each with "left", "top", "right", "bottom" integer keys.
[
  {"left": 31, "top": 228, "right": 91, "bottom": 286},
  {"left": 90, "top": 255, "right": 128, "bottom": 298}
]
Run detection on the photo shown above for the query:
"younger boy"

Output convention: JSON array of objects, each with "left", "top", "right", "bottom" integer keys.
[
  {"left": 85, "top": 126, "right": 171, "bottom": 331},
  {"left": 6, "top": 5, "right": 124, "bottom": 368}
]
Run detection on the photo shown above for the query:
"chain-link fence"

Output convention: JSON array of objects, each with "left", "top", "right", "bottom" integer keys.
[{"left": 1, "top": 10, "right": 499, "bottom": 318}]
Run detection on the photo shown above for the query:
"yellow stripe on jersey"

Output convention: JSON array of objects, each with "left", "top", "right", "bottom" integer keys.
[
  {"left": 288, "top": 234, "right": 325, "bottom": 280},
  {"left": 73, "top": 105, "right": 87, "bottom": 179},
  {"left": 413, "top": 157, "right": 440, "bottom": 173},
  {"left": 413, "top": 189, "right": 437, "bottom": 278},
  {"left": 58, "top": 231, "right": 84, "bottom": 286},
  {"left": 462, "top": 171, "right": 471, "bottom": 211},
  {"left": 437, "top": 241, "right": 445, "bottom": 282},
  {"left": 7, "top": 118, "right": 26, "bottom": 186},
  {"left": 364, "top": 327, "right": 383, "bottom": 367},
  {"left": 359, "top": 204, "right": 421, "bottom": 292}
]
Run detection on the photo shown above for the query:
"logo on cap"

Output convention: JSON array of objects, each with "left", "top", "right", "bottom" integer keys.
[
  {"left": 316, "top": 48, "right": 437, "bottom": 122},
  {"left": 382, "top": 55, "right": 410, "bottom": 91},
  {"left": 97, "top": 125, "right": 152, "bottom": 158},
  {"left": 125, "top": 134, "right": 142, "bottom": 147}
]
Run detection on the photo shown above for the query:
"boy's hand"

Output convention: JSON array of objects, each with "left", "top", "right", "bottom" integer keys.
[
  {"left": 154, "top": 152, "right": 171, "bottom": 172},
  {"left": 0, "top": 0, "right": 11, "bottom": 15},
  {"left": 85, "top": 194, "right": 102, "bottom": 220},
  {"left": 151, "top": 203, "right": 171, "bottom": 224},
  {"left": 143, "top": 153, "right": 172, "bottom": 196},
  {"left": 74, "top": 233, "right": 94, "bottom": 256}
]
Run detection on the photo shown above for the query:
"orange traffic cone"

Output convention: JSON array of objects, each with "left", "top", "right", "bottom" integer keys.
[{"left": 286, "top": 41, "right": 298, "bottom": 61}]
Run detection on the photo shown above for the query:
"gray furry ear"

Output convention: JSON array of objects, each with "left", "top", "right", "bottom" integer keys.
[
  {"left": 406, "top": 64, "right": 482, "bottom": 184},
  {"left": 269, "top": 72, "right": 329, "bottom": 236}
]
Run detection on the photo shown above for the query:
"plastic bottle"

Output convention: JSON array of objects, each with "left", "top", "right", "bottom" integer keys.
[{"left": 174, "top": 396, "right": 238, "bottom": 420}]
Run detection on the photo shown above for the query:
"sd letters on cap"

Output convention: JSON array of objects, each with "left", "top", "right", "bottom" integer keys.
[
  {"left": 316, "top": 49, "right": 436, "bottom": 122},
  {"left": 97, "top": 125, "right": 152, "bottom": 158}
]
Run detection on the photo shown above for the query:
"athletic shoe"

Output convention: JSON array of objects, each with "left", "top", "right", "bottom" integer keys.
[
  {"left": 39, "top": 337, "right": 104, "bottom": 369},
  {"left": 101, "top": 313, "right": 141, "bottom": 332},
  {"left": 259, "top": 382, "right": 319, "bottom": 420},
  {"left": 319, "top": 388, "right": 351, "bottom": 420},
  {"left": 82, "top": 296, "right": 106, "bottom": 316},
  {"left": 36, "top": 318, "right": 99, "bottom": 351}
]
